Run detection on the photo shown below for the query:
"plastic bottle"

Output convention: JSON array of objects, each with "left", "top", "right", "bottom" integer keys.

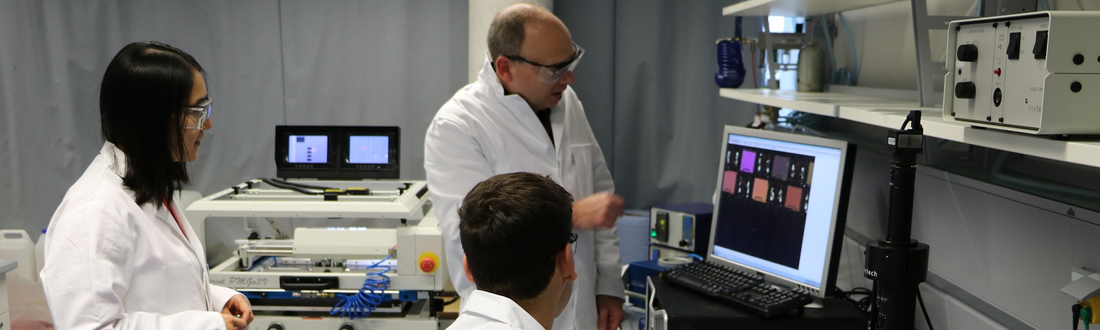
[
  {"left": 0, "top": 229, "right": 37, "bottom": 282},
  {"left": 36, "top": 228, "right": 47, "bottom": 280}
]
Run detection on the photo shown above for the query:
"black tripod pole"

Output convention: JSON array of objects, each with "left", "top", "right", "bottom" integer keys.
[{"left": 864, "top": 110, "right": 931, "bottom": 330}]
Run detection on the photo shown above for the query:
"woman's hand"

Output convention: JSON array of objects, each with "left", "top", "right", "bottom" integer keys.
[
  {"left": 221, "top": 313, "right": 247, "bottom": 330},
  {"left": 221, "top": 294, "right": 254, "bottom": 328}
]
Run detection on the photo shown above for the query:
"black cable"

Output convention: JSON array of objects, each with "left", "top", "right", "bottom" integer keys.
[
  {"left": 270, "top": 178, "right": 337, "bottom": 191},
  {"left": 261, "top": 178, "right": 322, "bottom": 195},
  {"left": 917, "top": 289, "right": 934, "bottom": 330},
  {"left": 443, "top": 296, "right": 460, "bottom": 306},
  {"left": 833, "top": 286, "right": 874, "bottom": 316}
]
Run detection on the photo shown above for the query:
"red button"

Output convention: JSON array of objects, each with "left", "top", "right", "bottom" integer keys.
[
  {"left": 994, "top": 68, "right": 1001, "bottom": 76},
  {"left": 420, "top": 259, "right": 435, "bottom": 272}
]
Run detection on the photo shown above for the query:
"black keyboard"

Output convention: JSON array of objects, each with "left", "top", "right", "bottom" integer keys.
[{"left": 662, "top": 260, "right": 813, "bottom": 318}]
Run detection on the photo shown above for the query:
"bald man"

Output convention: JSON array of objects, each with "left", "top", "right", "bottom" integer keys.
[{"left": 424, "top": 3, "right": 625, "bottom": 330}]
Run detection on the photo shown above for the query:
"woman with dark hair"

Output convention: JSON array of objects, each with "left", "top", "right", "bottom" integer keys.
[{"left": 39, "top": 41, "right": 253, "bottom": 330}]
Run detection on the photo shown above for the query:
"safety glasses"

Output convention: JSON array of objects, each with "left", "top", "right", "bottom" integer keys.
[
  {"left": 568, "top": 232, "right": 578, "bottom": 257},
  {"left": 506, "top": 43, "right": 585, "bottom": 84},
  {"left": 183, "top": 98, "right": 212, "bottom": 130}
]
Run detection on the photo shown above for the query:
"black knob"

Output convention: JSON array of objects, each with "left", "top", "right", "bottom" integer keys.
[
  {"left": 268, "top": 323, "right": 285, "bottom": 330},
  {"left": 679, "top": 240, "right": 689, "bottom": 247},
  {"left": 957, "top": 44, "right": 979, "bottom": 62},
  {"left": 339, "top": 325, "right": 355, "bottom": 330},
  {"left": 955, "top": 82, "right": 977, "bottom": 99}
]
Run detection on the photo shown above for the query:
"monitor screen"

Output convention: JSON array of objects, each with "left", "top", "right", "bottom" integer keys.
[
  {"left": 288, "top": 135, "right": 329, "bottom": 164},
  {"left": 347, "top": 135, "right": 390, "bottom": 164},
  {"left": 707, "top": 126, "right": 854, "bottom": 298}
]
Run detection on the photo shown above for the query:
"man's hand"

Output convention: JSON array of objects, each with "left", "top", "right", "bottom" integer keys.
[
  {"left": 596, "top": 295, "right": 625, "bottom": 330},
  {"left": 573, "top": 192, "right": 624, "bottom": 230},
  {"left": 221, "top": 294, "right": 254, "bottom": 328}
]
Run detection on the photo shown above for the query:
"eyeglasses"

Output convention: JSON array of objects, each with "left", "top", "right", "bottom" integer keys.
[
  {"left": 568, "top": 232, "right": 578, "bottom": 257},
  {"left": 183, "top": 98, "right": 212, "bottom": 130},
  {"left": 504, "top": 43, "right": 585, "bottom": 84}
]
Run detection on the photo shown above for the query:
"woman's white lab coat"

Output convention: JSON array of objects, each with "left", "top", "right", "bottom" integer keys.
[
  {"left": 40, "top": 142, "right": 242, "bottom": 330},
  {"left": 424, "top": 55, "right": 623, "bottom": 330}
]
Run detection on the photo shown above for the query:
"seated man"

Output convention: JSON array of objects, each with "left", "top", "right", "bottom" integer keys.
[{"left": 449, "top": 172, "right": 578, "bottom": 330}]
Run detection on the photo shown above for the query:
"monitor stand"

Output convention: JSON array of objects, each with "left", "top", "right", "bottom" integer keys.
[{"left": 806, "top": 297, "right": 825, "bottom": 309}]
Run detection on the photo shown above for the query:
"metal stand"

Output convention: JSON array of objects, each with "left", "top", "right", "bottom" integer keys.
[{"left": 864, "top": 110, "right": 930, "bottom": 329}]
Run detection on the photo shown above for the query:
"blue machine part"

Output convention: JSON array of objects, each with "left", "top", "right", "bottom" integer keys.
[
  {"left": 627, "top": 260, "right": 671, "bottom": 307},
  {"left": 682, "top": 215, "right": 693, "bottom": 244},
  {"left": 399, "top": 290, "right": 419, "bottom": 302}
]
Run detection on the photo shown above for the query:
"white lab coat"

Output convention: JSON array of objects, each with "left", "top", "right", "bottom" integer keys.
[
  {"left": 425, "top": 55, "right": 622, "bottom": 330},
  {"left": 40, "top": 142, "right": 243, "bottom": 330},
  {"left": 447, "top": 290, "right": 546, "bottom": 330}
]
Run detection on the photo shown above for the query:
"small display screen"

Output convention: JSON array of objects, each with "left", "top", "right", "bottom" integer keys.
[
  {"left": 288, "top": 135, "right": 329, "bottom": 163},
  {"left": 348, "top": 135, "right": 390, "bottom": 164}
]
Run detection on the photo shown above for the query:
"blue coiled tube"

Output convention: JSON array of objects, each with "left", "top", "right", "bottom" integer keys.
[
  {"left": 330, "top": 256, "right": 392, "bottom": 319},
  {"left": 715, "top": 16, "right": 746, "bottom": 88}
]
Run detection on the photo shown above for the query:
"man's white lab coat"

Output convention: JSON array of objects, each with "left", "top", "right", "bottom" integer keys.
[
  {"left": 425, "top": 55, "right": 622, "bottom": 330},
  {"left": 446, "top": 290, "right": 546, "bottom": 330},
  {"left": 40, "top": 142, "right": 243, "bottom": 330}
]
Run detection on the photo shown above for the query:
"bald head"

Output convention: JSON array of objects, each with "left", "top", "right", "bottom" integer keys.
[{"left": 487, "top": 3, "right": 570, "bottom": 60}]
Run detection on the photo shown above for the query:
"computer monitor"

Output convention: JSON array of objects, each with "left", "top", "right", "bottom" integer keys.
[
  {"left": 338, "top": 126, "right": 400, "bottom": 179},
  {"left": 706, "top": 126, "right": 855, "bottom": 298},
  {"left": 275, "top": 126, "right": 339, "bottom": 177}
]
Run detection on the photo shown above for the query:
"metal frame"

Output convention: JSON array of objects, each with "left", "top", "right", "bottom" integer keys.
[{"left": 184, "top": 179, "right": 429, "bottom": 249}]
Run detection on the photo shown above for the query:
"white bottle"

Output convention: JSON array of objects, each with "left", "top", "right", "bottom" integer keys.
[
  {"left": 0, "top": 229, "right": 37, "bottom": 282},
  {"left": 36, "top": 228, "right": 47, "bottom": 280}
]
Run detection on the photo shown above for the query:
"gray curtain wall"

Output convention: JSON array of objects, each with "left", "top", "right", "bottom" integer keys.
[
  {"left": 0, "top": 0, "right": 468, "bottom": 236},
  {"left": 1, "top": 0, "right": 754, "bottom": 237},
  {"left": 559, "top": 0, "right": 759, "bottom": 209}
]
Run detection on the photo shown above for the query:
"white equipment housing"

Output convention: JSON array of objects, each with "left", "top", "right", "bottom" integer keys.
[
  {"left": 944, "top": 11, "right": 1100, "bottom": 134},
  {"left": 185, "top": 179, "right": 444, "bottom": 330}
]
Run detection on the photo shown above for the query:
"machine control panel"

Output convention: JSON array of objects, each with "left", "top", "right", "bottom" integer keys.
[{"left": 944, "top": 11, "right": 1100, "bottom": 134}]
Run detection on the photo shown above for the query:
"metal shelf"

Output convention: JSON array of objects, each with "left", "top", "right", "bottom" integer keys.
[
  {"left": 721, "top": 0, "right": 906, "bottom": 17},
  {"left": 721, "top": 88, "right": 1100, "bottom": 168}
]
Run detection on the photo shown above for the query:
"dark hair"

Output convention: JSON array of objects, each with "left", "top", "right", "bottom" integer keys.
[
  {"left": 99, "top": 41, "right": 205, "bottom": 207},
  {"left": 459, "top": 172, "right": 574, "bottom": 300},
  {"left": 487, "top": 3, "right": 546, "bottom": 60}
]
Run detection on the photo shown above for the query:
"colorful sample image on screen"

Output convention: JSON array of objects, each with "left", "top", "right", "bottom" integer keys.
[
  {"left": 752, "top": 178, "right": 769, "bottom": 202},
  {"left": 289, "top": 135, "right": 328, "bottom": 164},
  {"left": 348, "top": 135, "right": 390, "bottom": 164},
  {"left": 772, "top": 155, "right": 790, "bottom": 180},
  {"left": 741, "top": 150, "right": 756, "bottom": 173},
  {"left": 723, "top": 171, "right": 738, "bottom": 194},
  {"left": 785, "top": 186, "right": 803, "bottom": 211}
]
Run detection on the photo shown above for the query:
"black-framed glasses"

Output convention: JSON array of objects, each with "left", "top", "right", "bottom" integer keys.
[
  {"left": 568, "top": 232, "right": 578, "bottom": 257},
  {"left": 183, "top": 98, "right": 212, "bottom": 130},
  {"left": 504, "top": 43, "right": 585, "bottom": 84}
]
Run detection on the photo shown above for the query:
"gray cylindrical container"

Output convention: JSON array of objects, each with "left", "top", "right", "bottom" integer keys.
[{"left": 797, "top": 43, "right": 825, "bottom": 92}]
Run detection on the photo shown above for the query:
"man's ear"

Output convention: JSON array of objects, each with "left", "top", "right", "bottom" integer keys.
[
  {"left": 557, "top": 243, "right": 577, "bottom": 281},
  {"left": 494, "top": 56, "right": 514, "bottom": 83},
  {"left": 463, "top": 254, "right": 476, "bottom": 284}
]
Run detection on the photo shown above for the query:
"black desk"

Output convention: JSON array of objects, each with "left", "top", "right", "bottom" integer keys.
[{"left": 646, "top": 277, "right": 868, "bottom": 330}]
